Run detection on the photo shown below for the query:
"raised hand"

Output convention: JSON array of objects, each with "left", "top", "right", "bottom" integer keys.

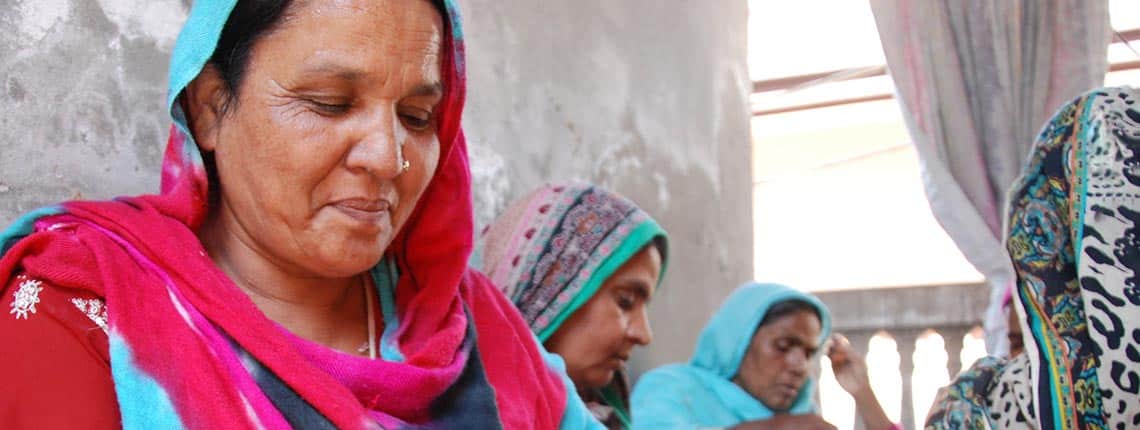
[
  {"left": 826, "top": 333, "right": 895, "bottom": 430},
  {"left": 827, "top": 333, "right": 870, "bottom": 396}
]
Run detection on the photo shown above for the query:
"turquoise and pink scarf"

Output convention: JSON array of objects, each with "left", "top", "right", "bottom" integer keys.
[{"left": 0, "top": 1, "right": 597, "bottom": 428}]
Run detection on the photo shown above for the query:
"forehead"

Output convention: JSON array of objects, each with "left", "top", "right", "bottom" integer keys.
[
  {"left": 259, "top": 0, "right": 445, "bottom": 78},
  {"left": 753, "top": 309, "right": 822, "bottom": 344},
  {"left": 602, "top": 245, "right": 662, "bottom": 287}
]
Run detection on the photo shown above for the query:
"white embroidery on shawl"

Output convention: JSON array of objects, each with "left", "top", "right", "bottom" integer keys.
[
  {"left": 9, "top": 277, "right": 43, "bottom": 320},
  {"left": 70, "top": 298, "right": 109, "bottom": 334}
]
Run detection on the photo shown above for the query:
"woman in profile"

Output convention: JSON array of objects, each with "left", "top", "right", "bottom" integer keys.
[{"left": 475, "top": 182, "right": 668, "bottom": 429}]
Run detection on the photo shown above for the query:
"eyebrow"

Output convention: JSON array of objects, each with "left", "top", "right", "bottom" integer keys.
[
  {"left": 298, "top": 63, "right": 367, "bottom": 82},
  {"left": 616, "top": 281, "right": 653, "bottom": 301},
  {"left": 779, "top": 335, "right": 820, "bottom": 351},
  {"left": 297, "top": 64, "right": 444, "bottom": 97},
  {"left": 408, "top": 82, "right": 444, "bottom": 98}
]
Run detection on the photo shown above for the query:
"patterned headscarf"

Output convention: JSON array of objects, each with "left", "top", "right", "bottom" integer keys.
[
  {"left": 473, "top": 182, "right": 668, "bottom": 429},
  {"left": 926, "top": 86, "right": 1140, "bottom": 429},
  {"left": 0, "top": 1, "right": 601, "bottom": 428},
  {"left": 474, "top": 182, "right": 668, "bottom": 341}
]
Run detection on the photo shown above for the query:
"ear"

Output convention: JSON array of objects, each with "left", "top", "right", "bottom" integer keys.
[{"left": 182, "top": 65, "right": 228, "bottom": 152}]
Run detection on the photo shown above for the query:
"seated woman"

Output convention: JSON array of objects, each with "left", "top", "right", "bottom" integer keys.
[
  {"left": 631, "top": 283, "right": 896, "bottom": 430},
  {"left": 474, "top": 182, "right": 669, "bottom": 429},
  {"left": 0, "top": 0, "right": 601, "bottom": 428},
  {"left": 925, "top": 86, "right": 1140, "bottom": 429}
]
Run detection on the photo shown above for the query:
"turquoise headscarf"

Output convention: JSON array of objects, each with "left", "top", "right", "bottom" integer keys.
[{"left": 630, "top": 283, "right": 831, "bottom": 429}]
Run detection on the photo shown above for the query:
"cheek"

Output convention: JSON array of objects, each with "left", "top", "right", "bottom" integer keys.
[
  {"left": 587, "top": 302, "right": 628, "bottom": 342},
  {"left": 393, "top": 136, "right": 440, "bottom": 219},
  {"left": 751, "top": 349, "right": 783, "bottom": 379},
  {"left": 416, "top": 135, "right": 442, "bottom": 180},
  {"left": 226, "top": 108, "right": 334, "bottom": 187},
  {"left": 553, "top": 311, "right": 620, "bottom": 360}
]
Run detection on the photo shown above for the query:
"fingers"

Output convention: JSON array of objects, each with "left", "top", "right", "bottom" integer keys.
[
  {"left": 831, "top": 333, "right": 851, "bottom": 350},
  {"left": 825, "top": 334, "right": 845, "bottom": 360}
]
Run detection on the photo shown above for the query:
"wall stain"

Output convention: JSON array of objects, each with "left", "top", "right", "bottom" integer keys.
[{"left": 6, "top": 77, "right": 26, "bottom": 102}]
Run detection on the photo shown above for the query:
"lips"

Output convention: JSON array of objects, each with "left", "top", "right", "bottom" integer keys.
[
  {"left": 608, "top": 352, "right": 632, "bottom": 370},
  {"left": 777, "top": 383, "right": 801, "bottom": 398},
  {"left": 331, "top": 198, "right": 391, "bottom": 224}
]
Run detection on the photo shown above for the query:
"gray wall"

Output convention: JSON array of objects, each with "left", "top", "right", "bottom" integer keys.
[
  {"left": 0, "top": 0, "right": 753, "bottom": 378},
  {"left": 0, "top": 0, "right": 187, "bottom": 218},
  {"left": 460, "top": 1, "right": 753, "bottom": 376}
]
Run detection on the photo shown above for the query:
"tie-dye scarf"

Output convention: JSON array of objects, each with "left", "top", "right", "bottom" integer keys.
[
  {"left": 0, "top": 1, "right": 599, "bottom": 428},
  {"left": 473, "top": 182, "right": 668, "bottom": 429},
  {"left": 925, "top": 86, "right": 1140, "bottom": 430}
]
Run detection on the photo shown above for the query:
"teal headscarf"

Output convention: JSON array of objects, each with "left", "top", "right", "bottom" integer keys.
[{"left": 630, "top": 283, "right": 832, "bottom": 429}]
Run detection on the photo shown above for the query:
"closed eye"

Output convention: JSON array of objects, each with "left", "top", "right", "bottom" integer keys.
[
  {"left": 398, "top": 107, "right": 433, "bottom": 131},
  {"left": 307, "top": 99, "right": 350, "bottom": 115},
  {"left": 616, "top": 293, "right": 635, "bottom": 310},
  {"left": 403, "top": 112, "right": 433, "bottom": 128}
]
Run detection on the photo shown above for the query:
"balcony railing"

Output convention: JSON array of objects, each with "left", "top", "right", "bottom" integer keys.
[{"left": 814, "top": 283, "right": 990, "bottom": 430}]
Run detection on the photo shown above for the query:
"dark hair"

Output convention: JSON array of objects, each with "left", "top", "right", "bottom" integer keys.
[
  {"left": 207, "top": 0, "right": 449, "bottom": 112},
  {"left": 759, "top": 299, "right": 820, "bottom": 327},
  {"left": 209, "top": 0, "right": 295, "bottom": 113},
  {"left": 651, "top": 235, "right": 668, "bottom": 266}
]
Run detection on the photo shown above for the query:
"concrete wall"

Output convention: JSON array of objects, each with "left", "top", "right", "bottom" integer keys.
[
  {"left": 459, "top": 0, "right": 753, "bottom": 377},
  {"left": 0, "top": 0, "right": 188, "bottom": 219},
  {"left": 0, "top": 0, "right": 753, "bottom": 378}
]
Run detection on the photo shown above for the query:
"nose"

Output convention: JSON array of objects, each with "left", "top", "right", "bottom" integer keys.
[
  {"left": 627, "top": 310, "right": 653, "bottom": 346},
  {"left": 344, "top": 108, "right": 403, "bottom": 178},
  {"left": 786, "top": 348, "right": 809, "bottom": 377}
]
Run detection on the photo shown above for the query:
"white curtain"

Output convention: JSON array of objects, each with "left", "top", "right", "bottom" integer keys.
[{"left": 869, "top": 0, "right": 1111, "bottom": 354}]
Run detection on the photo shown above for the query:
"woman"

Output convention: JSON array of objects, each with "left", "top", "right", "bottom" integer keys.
[
  {"left": 0, "top": 0, "right": 600, "bottom": 428},
  {"left": 473, "top": 182, "right": 668, "bottom": 429},
  {"left": 631, "top": 283, "right": 896, "bottom": 430},
  {"left": 925, "top": 86, "right": 1140, "bottom": 429}
]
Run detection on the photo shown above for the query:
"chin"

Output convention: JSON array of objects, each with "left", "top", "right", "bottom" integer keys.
[
  {"left": 581, "top": 369, "right": 617, "bottom": 390},
  {"left": 310, "top": 245, "right": 387, "bottom": 277},
  {"left": 311, "top": 260, "right": 380, "bottom": 279},
  {"left": 759, "top": 397, "right": 794, "bottom": 413}
]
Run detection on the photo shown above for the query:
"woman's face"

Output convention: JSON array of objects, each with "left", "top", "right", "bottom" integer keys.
[
  {"left": 733, "top": 309, "right": 821, "bottom": 412},
  {"left": 191, "top": 0, "right": 444, "bottom": 278},
  {"left": 544, "top": 245, "right": 662, "bottom": 390}
]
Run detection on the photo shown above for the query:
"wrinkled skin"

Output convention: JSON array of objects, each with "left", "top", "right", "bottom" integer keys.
[{"left": 186, "top": 0, "right": 445, "bottom": 353}]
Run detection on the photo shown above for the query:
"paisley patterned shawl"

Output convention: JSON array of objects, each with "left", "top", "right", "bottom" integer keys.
[{"left": 925, "top": 87, "right": 1140, "bottom": 430}]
